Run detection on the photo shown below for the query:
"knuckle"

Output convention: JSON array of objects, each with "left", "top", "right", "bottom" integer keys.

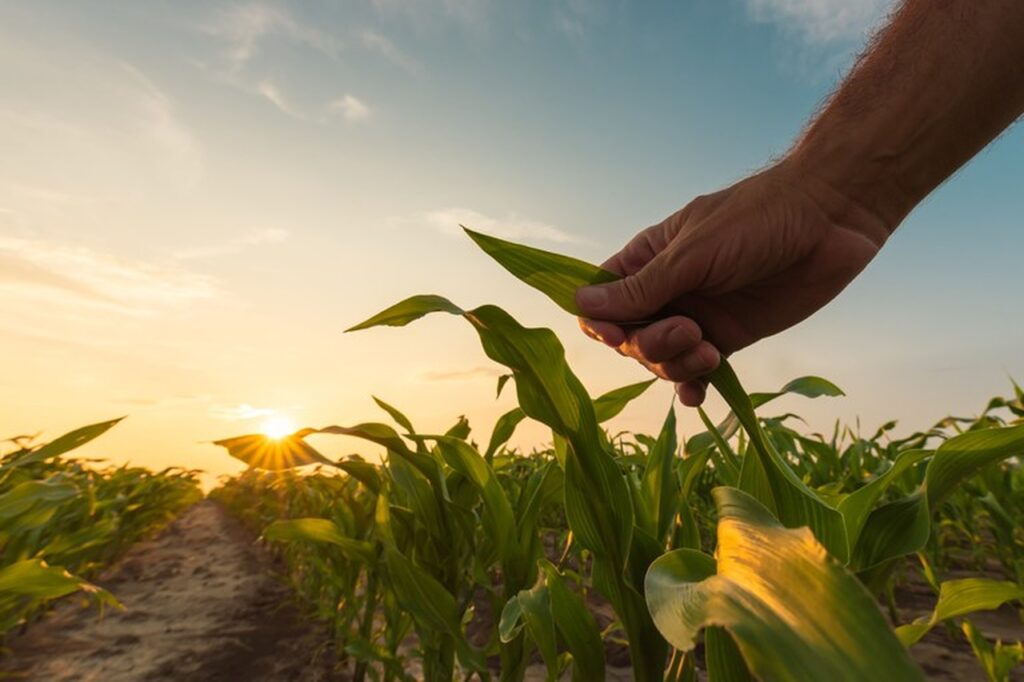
[{"left": 619, "top": 274, "right": 650, "bottom": 308}]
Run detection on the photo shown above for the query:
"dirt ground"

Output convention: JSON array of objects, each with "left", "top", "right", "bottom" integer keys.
[{"left": 2, "top": 500, "right": 1020, "bottom": 681}]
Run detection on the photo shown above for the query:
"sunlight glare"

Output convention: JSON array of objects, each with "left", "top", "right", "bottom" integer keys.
[{"left": 261, "top": 416, "right": 296, "bottom": 440}]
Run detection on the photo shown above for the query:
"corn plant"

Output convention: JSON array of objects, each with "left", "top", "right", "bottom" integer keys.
[
  {"left": 213, "top": 226, "right": 1023, "bottom": 680},
  {"left": 0, "top": 419, "right": 201, "bottom": 635}
]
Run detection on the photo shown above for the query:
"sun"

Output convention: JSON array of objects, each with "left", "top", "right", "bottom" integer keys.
[{"left": 260, "top": 416, "right": 296, "bottom": 440}]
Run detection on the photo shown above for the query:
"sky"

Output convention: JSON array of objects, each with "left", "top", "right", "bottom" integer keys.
[{"left": 1, "top": 0, "right": 1022, "bottom": 486}]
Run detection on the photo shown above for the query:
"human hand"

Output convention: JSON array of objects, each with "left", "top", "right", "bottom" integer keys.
[{"left": 576, "top": 162, "right": 892, "bottom": 406}]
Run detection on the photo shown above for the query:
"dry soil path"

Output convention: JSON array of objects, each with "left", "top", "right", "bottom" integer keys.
[{"left": 2, "top": 500, "right": 335, "bottom": 681}]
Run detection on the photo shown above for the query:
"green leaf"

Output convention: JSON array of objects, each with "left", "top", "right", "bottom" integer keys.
[
  {"left": 687, "top": 376, "right": 843, "bottom": 454},
  {"left": 485, "top": 408, "right": 525, "bottom": 460},
  {"left": 0, "top": 480, "right": 77, "bottom": 519},
  {"left": 709, "top": 361, "right": 849, "bottom": 562},
  {"left": 334, "top": 458, "right": 383, "bottom": 494},
  {"left": 0, "top": 559, "right": 119, "bottom": 607},
  {"left": 496, "top": 373, "right": 513, "bottom": 399},
  {"left": 541, "top": 561, "right": 605, "bottom": 682},
  {"left": 851, "top": 424, "right": 1024, "bottom": 570},
  {"left": 645, "top": 487, "right": 921, "bottom": 681},
  {"left": 463, "top": 227, "right": 617, "bottom": 314},
  {"left": 925, "top": 424, "right": 1024, "bottom": 509},
  {"left": 705, "top": 627, "right": 754, "bottom": 682},
  {"left": 639, "top": 405, "right": 679, "bottom": 542},
  {"left": 750, "top": 376, "right": 846, "bottom": 406},
  {"left": 499, "top": 596, "right": 525, "bottom": 643},
  {"left": 318, "top": 423, "right": 437, "bottom": 480},
  {"left": 895, "top": 578, "right": 1024, "bottom": 647},
  {"left": 262, "top": 518, "right": 375, "bottom": 563},
  {"left": 593, "top": 379, "right": 658, "bottom": 423},
  {"left": 836, "top": 448, "right": 931, "bottom": 551},
  {"left": 373, "top": 396, "right": 416, "bottom": 434},
  {"left": 429, "top": 436, "right": 519, "bottom": 565},
  {"left": 8, "top": 418, "right": 123, "bottom": 468},
  {"left": 347, "top": 294, "right": 463, "bottom": 331},
  {"left": 516, "top": 575, "right": 559, "bottom": 676},
  {"left": 456, "top": 230, "right": 848, "bottom": 562},
  {"left": 850, "top": 494, "right": 931, "bottom": 572},
  {"left": 213, "top": 432, "right": 333, "bottom": 470},
  {"left": 382, "top": 548, "right": 486, "bottom": 672}
]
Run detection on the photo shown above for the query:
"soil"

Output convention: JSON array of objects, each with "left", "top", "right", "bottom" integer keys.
[{"left": 2, "top": 501, "right": 1020, "bottom": 681}]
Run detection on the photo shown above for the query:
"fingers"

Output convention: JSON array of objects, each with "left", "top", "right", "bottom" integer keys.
[
  {"left": 676, "top": 378, "right": 710, "bottom": 407},
  {"left": 581, "top": 314, "right": 720, "bottom": 383},
  {"left": 619, "top": 316, "right": 701, "bottom": 363},
  {"left": 646, "top": 341, "right": 720, "bottom": 383},
  {"left": 578, "top": 318, "right": 627, "bottom": 348}
]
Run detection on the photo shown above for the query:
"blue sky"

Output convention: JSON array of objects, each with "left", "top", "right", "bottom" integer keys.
[{"left": 1, "top": 0, "right": 1021, "bottom": 480}]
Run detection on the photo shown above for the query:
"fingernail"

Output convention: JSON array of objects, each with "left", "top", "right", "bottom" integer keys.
[{"left": 576, "top": 286, "right": 608, "bottom": 312}]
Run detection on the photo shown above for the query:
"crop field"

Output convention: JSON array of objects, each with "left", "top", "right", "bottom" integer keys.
[
  {"left": 205, "top": 231, "right": 1023, "bottom": 681},
  {"left": 1, "top": 231, "right": 1022, "bottom": 681},
  {"left": 0, "top": 420, "right": 201, "bottom": 635}
]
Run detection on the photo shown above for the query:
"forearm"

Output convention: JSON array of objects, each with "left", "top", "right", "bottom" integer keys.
[{"left": 787, "top": 0, "right": 1024, "bottom": 235}]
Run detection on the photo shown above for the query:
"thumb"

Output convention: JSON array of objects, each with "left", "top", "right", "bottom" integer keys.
[{"left": 576, "top": 248, "right": 686, "bottom": 321}]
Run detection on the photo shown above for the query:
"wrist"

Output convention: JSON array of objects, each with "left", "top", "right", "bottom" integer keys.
[{"left": 784, "top": 127, "right": 924, "bottom": 242}]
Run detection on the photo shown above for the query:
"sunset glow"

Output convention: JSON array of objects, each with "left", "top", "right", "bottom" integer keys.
[{"left": 260, "top": 416, "right": 296, "bottom": 441}]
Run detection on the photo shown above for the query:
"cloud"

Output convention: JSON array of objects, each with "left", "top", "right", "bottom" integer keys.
[
  {"left": 744, "top": 0, "right": 894, "bottom": 45},
  {"left": 0, "top": 233, "right": 218, "bottom": 317},
  {"left": 255, "top": 80, "right": 313, "bottom": 120},
  {"left": 421, "top": 207, "right": 579, "bottom": 244},
  {"left": 421, "top": 366, "right": 502, "bottom": 381},
  {"left": 173, "top": 228, "right": 289, "bottom": 259},
  {"left": 330, "top": 94, "right": 372, "bottom": 123},
  {"left": 208, "top": 403, "right": 276, "bottom": 420},
  {"left": 201, "top": 3, "right": 342, "bottom": 71},
  {"left": 0, "top": 48, "right": 203, "bottom": 192},
  {"left": 121, "top": 64, "right": 204, "bottom": 187},
  {"left": 360, "top": 30, "right": 420, "bottom": 72}
]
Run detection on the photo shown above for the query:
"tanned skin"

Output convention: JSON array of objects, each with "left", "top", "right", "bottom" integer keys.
[{"left": 576, "top": 0, "right": 1024, "bottom": 406}]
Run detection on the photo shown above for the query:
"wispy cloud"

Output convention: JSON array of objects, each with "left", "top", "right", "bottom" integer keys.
[
  {"left": 330, "top": 94, "right": 372, "bottom": 123},
  {"left": 360, "top": 29, "right": 420, "bottom": 72},
  {"left": 744, "top": 0, "right": 894, "bottom": 45},
  {"left": 421, "top": 207, "right": 580, "bottom": 244},
  {"left": 174, "top": 228, "right": 289, "bottom": 259},
  {"left": 197, "top": 5, "right": 376, "bottom": 125},
  {"left": 122, "top": 64, "right": 204, "bottom": 187},
  {"left": 201, "top": 3, "right": 342, "bottom": 71},
  {"left": 421, "top": 366, "right": 502, "bottom": 381},
  {"left": 0, "top": 233, "right": 218, "bottom": 316}
]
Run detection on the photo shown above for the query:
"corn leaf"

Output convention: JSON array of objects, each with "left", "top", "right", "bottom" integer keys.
[
  {"left": 0, "top": 480, "right": 77, "bottom": 519},
  {"left": 7, "top": 418, "right": 123, "bottom": 468},
  {"left": 485, "top": 407, "right": 525, "bottom": 460},
  {"left": 645, "top": 487, "right": 921, "bottom": 681},
  {"left": 639, "top": 405, "right": 679, "bottom": 542},
  {"left": 541, "top": 561, "right": 605, "bottom": 682},
  {"left": 213, "top": 432, "right": 333, "bottom": 470},
  {"left": 263, "top": 518, "right": 375, "bottom": 563},
  {"left": 463, "top": 227, "right": 618, "bottom": 314},
  {"left": 593, "top": 379, "right": 658, "bottom": 423},
  {"left": 896, "top": 578, "right": 1024, "bottom": 647},
  {"left": 373, "top": 396, "right": 416, "bottom": 434}
]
